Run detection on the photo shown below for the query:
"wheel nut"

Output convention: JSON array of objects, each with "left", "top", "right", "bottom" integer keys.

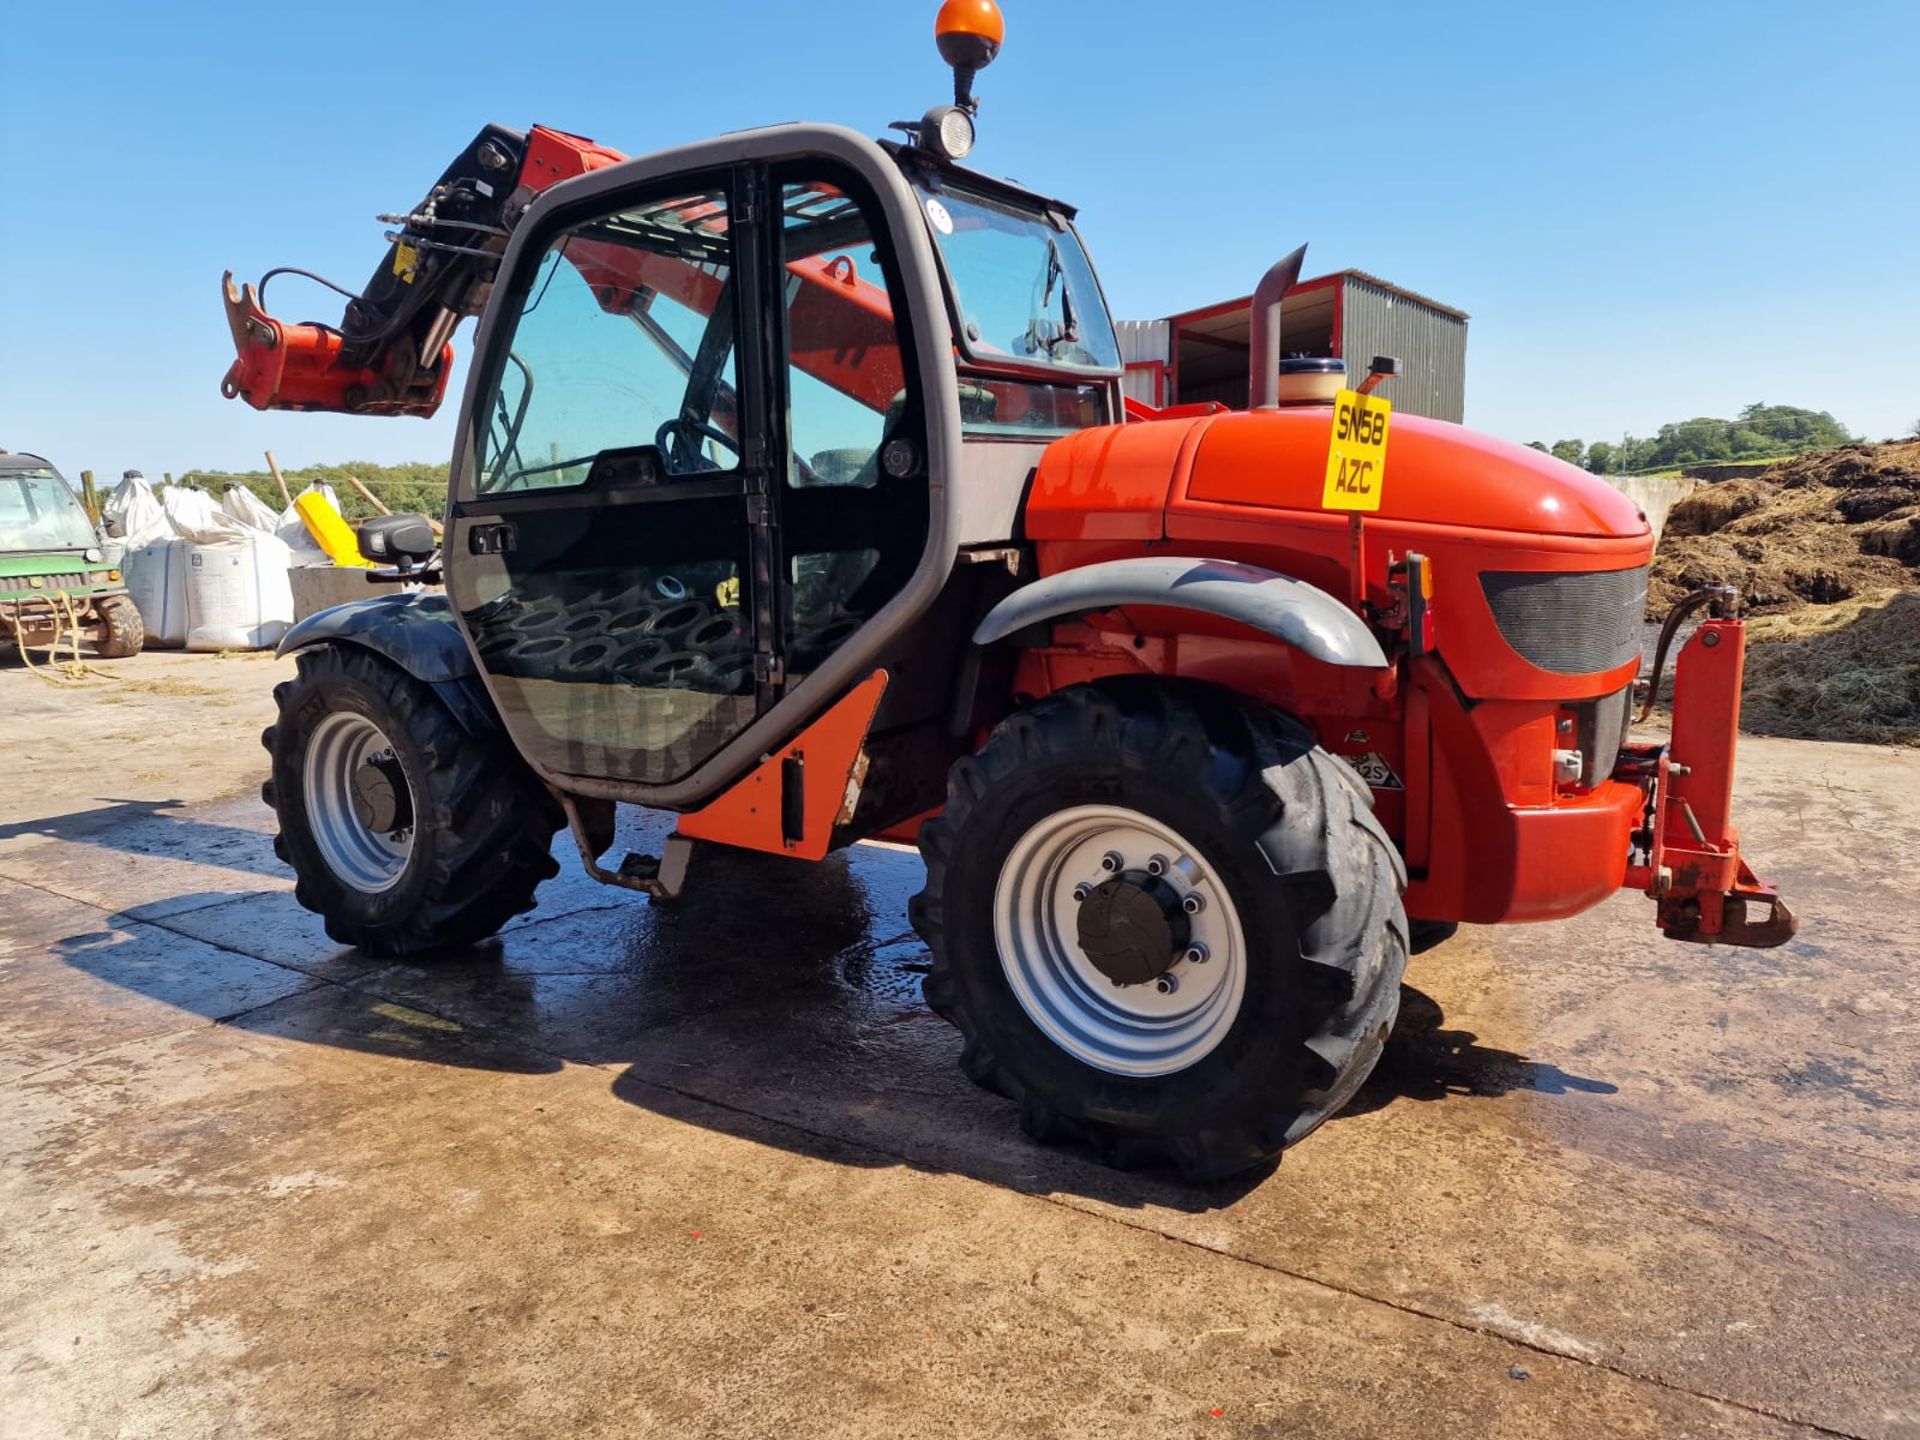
[
  {"left": 1155, "top": 973, "right": 1179, "bottom": 995},
  {"left": 1183, "top": 942, "right": 1211, "bottom": 966},
  {"left": 1073, "top": 882, "right": 1094, "bottom": 902},
  {"left": 1182, "top": 892, "right": 1206, "bottom": 915},
  {"left": 1100, "top": 851, "right": 1124, "bottom": 872},
  {"left": 1146, "top": 853, "right": 1169, "bottom": 876}
]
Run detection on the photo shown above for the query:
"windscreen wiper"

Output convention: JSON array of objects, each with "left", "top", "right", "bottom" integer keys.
[{"left": 1027, "top": 238, "right": 1080, "bottom": 358}]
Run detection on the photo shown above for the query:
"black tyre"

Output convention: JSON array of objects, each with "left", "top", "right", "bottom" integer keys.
[
  {"left": 93, "top": 594, "right": 144, "bottom": 658},
  {"left": 912, "top": 679, "right": 1408, "bottom": 1182},
  {"left": 261, "top": 643, "right": 563, "bottom": 957}
]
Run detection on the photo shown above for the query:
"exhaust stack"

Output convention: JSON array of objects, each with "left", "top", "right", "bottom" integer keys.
[{"left": 1248, "top": 244, "right": 1309, "bottom": 410}]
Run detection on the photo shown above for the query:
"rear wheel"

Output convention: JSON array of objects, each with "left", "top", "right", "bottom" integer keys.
[
  {"left": 912, "top": 679, "right": 1407, "bottom": 1182},
  {"left": 262, "top": 643, "right": 563, "bottom": 956},
  {"left": 93, "top": 594, "right": 144, "bottom": 658}
]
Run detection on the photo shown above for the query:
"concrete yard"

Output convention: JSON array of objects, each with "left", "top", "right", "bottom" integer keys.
[{"left": 1, "top": 650, "right": 1915, "bottom": 1439}]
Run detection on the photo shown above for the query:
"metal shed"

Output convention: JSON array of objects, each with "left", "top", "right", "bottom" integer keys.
[{"left": 1118, "top": 271, "right": 1469, "bottom": 422}]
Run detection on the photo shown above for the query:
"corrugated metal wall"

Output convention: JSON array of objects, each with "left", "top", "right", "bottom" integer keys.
[
  {"left": 1122, "top": 368, "right": 1163, "bottom": 406},
  {"left": 1115, "top": 320, "right": 1171, "bottom": 366},
  {"left": 1116, "top": 320, "right": 1172, "bottom": 407},
  {"left": 1338, "top": 277, "right": 1467, "bottom": 423}
]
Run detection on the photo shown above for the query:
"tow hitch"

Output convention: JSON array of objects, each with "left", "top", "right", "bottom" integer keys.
[{"left": 1618, "top": 588, "right": 1798, "bottom": 949}]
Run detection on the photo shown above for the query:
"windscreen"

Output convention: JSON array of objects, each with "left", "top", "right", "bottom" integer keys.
[
  {"left": 913, "top": 180, "right": 1120, "bottom": 376},
  {"left": 0, "top": 468, "right": 97, "bottom": 552}
]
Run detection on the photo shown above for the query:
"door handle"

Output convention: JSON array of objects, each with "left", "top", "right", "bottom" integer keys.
[{"left": 468, "top": 521, "right": 516, "bottom": 556}]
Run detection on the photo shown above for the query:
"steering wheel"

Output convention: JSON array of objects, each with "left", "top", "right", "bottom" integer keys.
[{"left": 656, "top": 418, "right": 742, "bottom": 475}]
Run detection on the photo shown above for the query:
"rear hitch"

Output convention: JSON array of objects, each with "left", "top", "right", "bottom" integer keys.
[
  {"left": 1619, "top": 588, "right": 1797, "bottom": 950},
  {"left": 1657, "top": 857, "right": 1798, "bottom": 948}
]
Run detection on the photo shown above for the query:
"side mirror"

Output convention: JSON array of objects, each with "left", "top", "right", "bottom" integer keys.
[{"left": 357, "top": 513, "right": 438, "bottom": 569}]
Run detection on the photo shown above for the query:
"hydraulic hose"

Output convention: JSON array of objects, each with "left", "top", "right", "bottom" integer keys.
[{"left": 1638, "top": 585, "right": 1738, "bottom": 724}]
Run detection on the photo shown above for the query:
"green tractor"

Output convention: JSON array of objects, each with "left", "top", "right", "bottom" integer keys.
[{"left": 0, "top": 452, "right": 144, "bottom": 660}]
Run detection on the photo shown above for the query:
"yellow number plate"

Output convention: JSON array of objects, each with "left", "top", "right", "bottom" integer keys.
[{"left": 1322, "top": 389, "right": 1391, "bottom": 513}]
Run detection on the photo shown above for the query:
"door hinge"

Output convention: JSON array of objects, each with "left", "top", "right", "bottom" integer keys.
[
  {"left": 745, "top": 493, "right": 770, "bottom": 526},
  {"left": 744, "top": 435, "right": 770, "bottom": 470},
  {"left": 736, "top": 188, "right": 759, "bottom": 225},
  {"left": 755, "top": 651, "right": 785, "bottom": 685}
]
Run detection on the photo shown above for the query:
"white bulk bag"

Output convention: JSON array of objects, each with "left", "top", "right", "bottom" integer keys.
[
  {"left": 184, "top": 532, "right": 296, "bottom": 651},
  {"left": 161, "top": 485, "right": 249, "bottom": 546},
  {"left": 221, "top": 484, "right": 282, "bottom": 533},
  {"left": 124, "top": 538, "right": 190, "bottom": 647},
  {"left": 103, "top": 474, "right": 170, "bottom": 546}
]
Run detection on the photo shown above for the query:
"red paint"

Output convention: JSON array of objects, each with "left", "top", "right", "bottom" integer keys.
[
  {"left": 1024, "top": 413, "right": 1223, "bottom": 541},
  {"left": 679, "top": 672, "right": 889, "bottom": 860},
  {"left": 1184, "top": 407, "right": 1647, "bottom": 539}
]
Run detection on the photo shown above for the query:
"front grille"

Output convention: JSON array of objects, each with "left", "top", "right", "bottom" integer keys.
[
  {"left": 1575, "top": 685, "right": 1634, "bottom": 788},
  {"left": 1480, "top": 566, "right": 1648, "bottom": 675},
  {"left": 0, "top": 571, "right": 109, "bottom": 595}
]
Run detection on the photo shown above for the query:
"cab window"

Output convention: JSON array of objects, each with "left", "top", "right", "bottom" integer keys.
[
  {"left": 776, "top": 175, "right": 926, "bottom": 679},
  {"left": 477, "top": 189, "right": 738, "bottom": 493}
]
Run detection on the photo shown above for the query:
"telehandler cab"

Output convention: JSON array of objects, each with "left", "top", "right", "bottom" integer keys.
[{"left": 222, "top": 0, "right": 1792, "bottom": 1180}]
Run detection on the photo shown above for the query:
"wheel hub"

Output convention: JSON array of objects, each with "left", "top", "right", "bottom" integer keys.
[
  {"left": 302, "top": 711, "right": 414, "bottom": 894},
  {"left": 994, "top": 805, "right": 1248, "bottom": 1077},
  {"left": 350, "top": 753, "right": 412, "bottom": 835},
  {"left": 1075, "top": 871, "right": 1191, "bottom": 986}
]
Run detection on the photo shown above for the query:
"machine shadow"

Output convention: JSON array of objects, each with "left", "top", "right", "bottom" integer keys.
[
  {"left": 1345, "top": 985, "right": 1619, "bottom": 1117},
  {"left": 0, "top": 796, "right": 288, "bottom": 882},
  {"left": 50, "top": 817, "right": 1608, "bottom": 1209}
]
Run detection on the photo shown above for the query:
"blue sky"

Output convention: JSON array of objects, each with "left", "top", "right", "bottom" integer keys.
[{"left": 3, "top": 0, "right": 1915, "bottom": 483}]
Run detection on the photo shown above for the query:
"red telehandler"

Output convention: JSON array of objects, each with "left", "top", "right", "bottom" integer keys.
[{"left": 221, "top": 0, "right": 1792, "bottom": 1180}]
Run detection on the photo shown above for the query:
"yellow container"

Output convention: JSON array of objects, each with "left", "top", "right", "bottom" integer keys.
[{"left": 295, "top": 490, "right": 371, "bottom": 567}]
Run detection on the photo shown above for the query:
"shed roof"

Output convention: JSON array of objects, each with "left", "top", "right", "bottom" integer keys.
[{"left": 1164, "top": 269, "right": 1470, "bottom": 329}]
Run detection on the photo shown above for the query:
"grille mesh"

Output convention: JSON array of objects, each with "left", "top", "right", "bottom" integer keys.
[{"left": 1480, "top": 566, "right": 1648, "bottom": 675}]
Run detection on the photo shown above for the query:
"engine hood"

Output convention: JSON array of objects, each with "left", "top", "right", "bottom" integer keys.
[
  {"left": 1020, "top": 406, "right": 1653, "bottom": 546},
  {"left": 1183, "top": 408, "right": 1650, "bottom": 540}
]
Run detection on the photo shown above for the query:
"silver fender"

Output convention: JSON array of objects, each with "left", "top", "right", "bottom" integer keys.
[{"left": 972, "top": 557, "right": 1388, "bottom": 669}]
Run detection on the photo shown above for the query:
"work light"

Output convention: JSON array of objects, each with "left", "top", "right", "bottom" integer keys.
[{"left": 920, "top": 105, "right": 976, "bottom": 161}]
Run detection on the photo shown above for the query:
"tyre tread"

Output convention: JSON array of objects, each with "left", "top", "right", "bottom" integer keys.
[
  {"left": 913, "top": 678, "right": 1408, "bottom": 1182},
  {"left": 262, "top": 644, "right": 561, "bottom": 958}
]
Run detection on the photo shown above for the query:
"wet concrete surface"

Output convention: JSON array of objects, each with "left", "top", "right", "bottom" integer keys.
[{"left": 1, "top": 654, "right": 1916, "bottom": 1437}]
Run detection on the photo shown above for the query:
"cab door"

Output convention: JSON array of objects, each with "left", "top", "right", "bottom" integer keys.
[
  {"left": 446, "top": 172, "right": 778, "bottom": 787},
  {"left": 447, "top": 155, "right": 934, "bottom": 796}
]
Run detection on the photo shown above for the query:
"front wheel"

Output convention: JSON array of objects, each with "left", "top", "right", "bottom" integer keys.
[
  {"left": 262, "top": 643, "right": 563, "bottom": 956},
  {"left": 912, "top": 680, "right": 1408, "bottom": 1182},
  {"left": 93, "top": 594, "right": 144, "bottom": 658}
]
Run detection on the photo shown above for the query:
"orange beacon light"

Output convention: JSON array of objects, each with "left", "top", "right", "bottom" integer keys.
[{"left": 934, "top": 0, "right": 1004, "bottom": 111}]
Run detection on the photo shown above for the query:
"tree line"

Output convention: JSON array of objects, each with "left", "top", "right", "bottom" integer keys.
[
  {"left": 1529, "top": 403, "right": 1855, "bottom": 474},
  {"left": 181, "top": 461, "right": 449, "bottom": 521}
]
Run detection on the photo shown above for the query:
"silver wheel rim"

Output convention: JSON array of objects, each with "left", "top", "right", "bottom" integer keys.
[
  {"left": 302, "top": 711, "right": 413, "bottom": 894},
  {"left": 994, "top": 805, "right": 1247, "bottom": 1077}
]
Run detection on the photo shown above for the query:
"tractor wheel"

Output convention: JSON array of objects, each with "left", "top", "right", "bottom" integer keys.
[
  {"left": 93, "top": 594, "right": 144, "bottom": 658},
  {"left": 261, "top": 643, "right": 563, "bottom": 957},
  {"left": 912, "top": 679, "right": 1408, "bottom": 1182}
]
